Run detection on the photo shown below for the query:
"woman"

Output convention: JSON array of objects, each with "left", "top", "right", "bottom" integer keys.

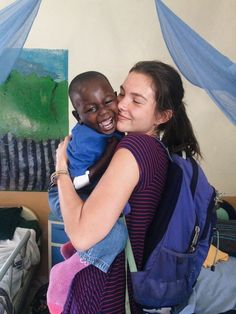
[{"left": 55, "top": 61, "right": 201, "bottom": 313}]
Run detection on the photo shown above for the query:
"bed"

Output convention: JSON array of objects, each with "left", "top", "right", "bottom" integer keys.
[{"left": 0, "top": 206, "right": 41, "bottom": 314}]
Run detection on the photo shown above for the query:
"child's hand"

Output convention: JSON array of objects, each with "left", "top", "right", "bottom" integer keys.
[
  {"left": 88, "top": 136, "right": 119, "bottom": 181},
  {"left": 105, "top": 136, "right": 119, "bottom": 158}
]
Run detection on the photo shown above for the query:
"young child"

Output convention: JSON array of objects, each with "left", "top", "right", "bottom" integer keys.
[{"left": 47, "top": 71, "right": 129, "bottom": 314}]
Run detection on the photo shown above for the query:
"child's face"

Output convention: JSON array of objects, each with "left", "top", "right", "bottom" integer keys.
[{"left": 71, "top": 79, "right": 118, "bottom": 134}]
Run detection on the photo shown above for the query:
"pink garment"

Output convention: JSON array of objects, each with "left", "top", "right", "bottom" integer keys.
[
  {"left": 47, "top": 242, "right": 89, "bottom": 314},
  {"left": 60, "top": 241, "right": 76, "bottom": 259}
]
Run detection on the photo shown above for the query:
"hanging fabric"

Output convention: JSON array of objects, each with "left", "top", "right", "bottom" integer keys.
[
  {"left": 155, "top": 0, "right": 236, "bottom": 126},
  {"left": 0, "top": 0, "right": 41, "bottom": 85}
]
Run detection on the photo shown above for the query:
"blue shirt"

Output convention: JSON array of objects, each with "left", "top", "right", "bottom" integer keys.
[{"left": 67, "top": 123, "right": 122, "bottom": 177}]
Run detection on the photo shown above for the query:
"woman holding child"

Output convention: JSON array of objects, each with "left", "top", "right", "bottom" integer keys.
[{"left": 54, "top": 61, "right": 201, "bottom": 313}]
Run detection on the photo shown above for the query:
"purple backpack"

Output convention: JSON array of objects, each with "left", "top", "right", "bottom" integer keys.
[{"left": 126, "top": 148, "right": 218, "bottom": 309}]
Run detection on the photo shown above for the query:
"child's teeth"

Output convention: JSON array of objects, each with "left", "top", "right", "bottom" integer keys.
[{"left": 100, "top": 118, "right": 112, "bottom": 126}]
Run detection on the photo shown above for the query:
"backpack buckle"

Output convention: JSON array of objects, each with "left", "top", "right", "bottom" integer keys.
[{"left": 214, "top": 190, "right": 224, "bottom": 209}]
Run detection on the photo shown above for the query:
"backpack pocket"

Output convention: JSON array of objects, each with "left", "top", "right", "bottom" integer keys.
[{"left": 131, "top": 246, "right": 197, "bottom": 308}]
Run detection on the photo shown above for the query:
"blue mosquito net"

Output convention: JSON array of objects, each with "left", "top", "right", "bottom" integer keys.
[
  {"left": 0, "top": 0, "right": 41, "bottom": 85},
  {"left": 155, "top": 0, "right": 236, "bottom": 126}
]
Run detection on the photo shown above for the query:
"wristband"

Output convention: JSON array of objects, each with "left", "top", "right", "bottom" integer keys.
[
  {"left": 73, "top": 170, "right": 90, "bottom": 189},
  {"left": 50, "top": 169, "right": 69, "bottom": 185}
]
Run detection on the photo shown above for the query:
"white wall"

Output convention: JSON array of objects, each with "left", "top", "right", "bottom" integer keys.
[{"left": 2, "top": 0, "right": 236, "bottom": 195}]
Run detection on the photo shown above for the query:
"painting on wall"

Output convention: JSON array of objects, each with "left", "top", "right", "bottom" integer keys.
[{"left": 0, "top": 48, "right": 68, "bottom": 191}]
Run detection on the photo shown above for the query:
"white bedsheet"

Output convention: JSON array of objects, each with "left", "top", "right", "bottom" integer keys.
[{"left": 0, "top": 227, "right": 40, "bottom": 300}]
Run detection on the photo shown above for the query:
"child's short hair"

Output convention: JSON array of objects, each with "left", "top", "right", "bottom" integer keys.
[{"left": 69, "top": 71, "right": 112, "bottom": 96}]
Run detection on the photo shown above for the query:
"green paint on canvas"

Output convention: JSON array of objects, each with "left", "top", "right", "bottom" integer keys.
[{"left": 0, "top": 70, "right": 68, "bottom": 141}]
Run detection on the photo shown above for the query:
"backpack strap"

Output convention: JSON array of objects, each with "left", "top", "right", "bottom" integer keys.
[
  {"left": 154, "top": 137, "right": 172, "bottom": 161},
  {"left": 125, "top": 231, "right": 137, "bottom": 273},
  {"left": 125, "top": 247, "right": 131, "bottom": 314},
  {"left": 123, "top": 216, "right": 136, "bottom": 313},
  {"left": 123, "top": 215, "right": 137, "bottom": 272}
]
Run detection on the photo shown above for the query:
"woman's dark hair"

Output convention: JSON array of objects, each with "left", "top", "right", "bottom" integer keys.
[{"left": 130, "top": 61, "right": 202, "bottom": 158}]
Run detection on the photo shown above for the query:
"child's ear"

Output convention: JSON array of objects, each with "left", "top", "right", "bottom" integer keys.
[{"left": 72, "top": 110, "right": 82, "bottom": 123}]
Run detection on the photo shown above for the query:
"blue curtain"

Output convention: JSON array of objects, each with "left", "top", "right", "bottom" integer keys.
[
  {"left": 0, "top": 0, "right": 41, "bottom": 85},
  {"left": 155, "top": 0, "right": 236, "bottom": 126}
]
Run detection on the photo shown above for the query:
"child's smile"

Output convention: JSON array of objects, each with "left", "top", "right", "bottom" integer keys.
[{"left": 98, "top": 117, "right": 116, "bottom": 133}]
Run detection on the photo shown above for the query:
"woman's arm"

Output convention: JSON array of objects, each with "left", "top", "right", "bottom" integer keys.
[{"left": 56, "top": 136, "right": 139, "bottom": 251}]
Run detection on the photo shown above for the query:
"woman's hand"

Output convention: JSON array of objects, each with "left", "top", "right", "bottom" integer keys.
[{"left": 56, "top": 135, "right": 71, "bottom": 171}]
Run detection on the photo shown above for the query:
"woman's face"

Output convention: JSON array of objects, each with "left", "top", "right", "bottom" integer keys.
[{"left": 117, "top": 71, "right": 160, "bottom": 136}]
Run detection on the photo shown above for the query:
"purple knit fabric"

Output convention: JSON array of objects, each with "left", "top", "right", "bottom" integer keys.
[{"left": 63, "top": 134, "right": 169, "bottom": 314}]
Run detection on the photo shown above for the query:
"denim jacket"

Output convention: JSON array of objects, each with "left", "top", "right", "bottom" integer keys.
[
  {"left": 78, "top": 214, "right": 129, "bottom": 272},
  {"left": 49, "top": 186, "right": 130, "bottom": 272}
]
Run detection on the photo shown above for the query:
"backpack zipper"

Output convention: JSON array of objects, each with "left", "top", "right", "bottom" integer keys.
[{"left": 189, "top": 225, "right": 200, "bottom": 252}]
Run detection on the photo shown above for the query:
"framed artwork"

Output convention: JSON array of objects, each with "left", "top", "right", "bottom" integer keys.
[{"left": 0, "top": 48, "right": 68, "bottom": 191}]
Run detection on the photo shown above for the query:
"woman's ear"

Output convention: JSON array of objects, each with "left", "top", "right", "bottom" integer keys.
[
  {"left": 156, "top": 109, "right": 173, "bottom": 125},
  {"left": 72, "top": 110, "right": 82, "bottom": 123}
]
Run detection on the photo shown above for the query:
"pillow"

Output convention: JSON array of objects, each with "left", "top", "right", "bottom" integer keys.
[
  {"left": 213, "top": 219, "right": 236, "bottom": 257},
  {"left": 0, "top": 207, "right": 22, "bottom": 240}
]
